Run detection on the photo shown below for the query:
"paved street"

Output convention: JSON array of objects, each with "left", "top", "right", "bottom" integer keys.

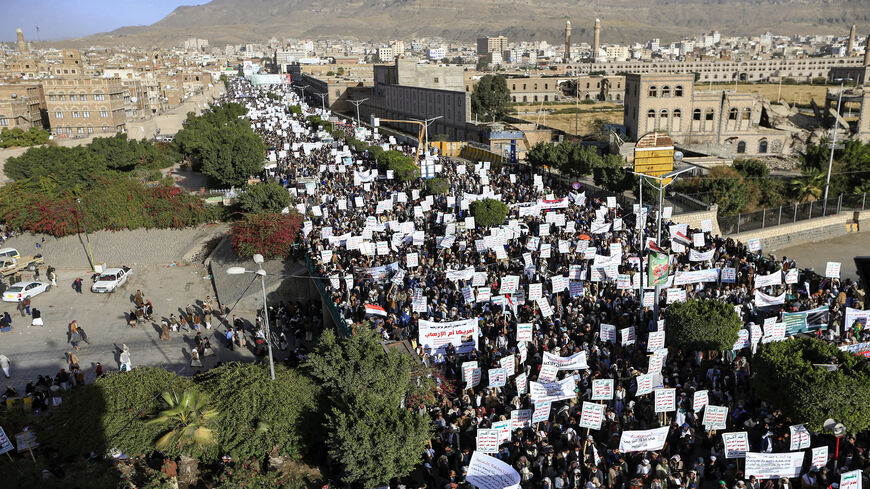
[
  {"left": 771, "top": 229, "right": 870, "bottom": 281},
  {"left": 0, "top": 226, "right": 277, "bottom": 394}
]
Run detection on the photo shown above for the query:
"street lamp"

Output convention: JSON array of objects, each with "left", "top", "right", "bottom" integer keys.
[
  {"left": 226, "top": 253, "right": 275, "bottom": 380},
  {"left": 295, "top": 84, "right": 309, "bottom": 103},
  {"left": 411, "top": 115, "right": 443, "bottom": 157},
  {"left": 823, "top": 78, "right": 852, "bottom": 216},
  {"left": 349, "top": 98, "right": 368, "bottom": 126},
  {"left": 629, "top": 158, "right": 691, "bottom": 322},
  {"left": 316, "top": 92, "right": 327, "bottom": 112}
]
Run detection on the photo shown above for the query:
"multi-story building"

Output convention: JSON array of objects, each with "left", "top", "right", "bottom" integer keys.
[
  {"left": 43, "top": 78, "right": 127, "bottom": 137},
  {"left": 0, "top": 84, "right": 46, "bottom": 129},
  {"left": 377, "top": 47, "right": 394, "bottom": 62},
  {"left": 624, "top": 73, "right": 791, "bottom": 157},
  {"left": 477, "top": 36, "right": 509, "bottom": 57},
  {"left": 466, "top": 73, "right": 626, "bottom": 103}
]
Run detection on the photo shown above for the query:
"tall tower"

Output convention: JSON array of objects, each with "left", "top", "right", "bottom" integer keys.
[
  {"left": 565, "top": 21, "right": 572, "bottom": 62},
  {"left": 16, "top": 28, "right": 28, "bottom": 54},
  {"left": 848, "top": 25, "right": 856, "bottom": 54},
  {"left": 864, "top": 34, "right": 870, "bottom": 67},
  {"left": 593, "top": 19, "right": 601, "bottom": 62}
]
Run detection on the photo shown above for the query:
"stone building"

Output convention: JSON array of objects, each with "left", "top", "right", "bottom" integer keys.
[
  {"left": 624, "top": 73, "right": 791, "bottom": 157},
  {"left": 43, "top": 78, "right": 126, "bottom": 137},
  {"left": 0, "top": 84, "right": 46, "bottom": 129}
]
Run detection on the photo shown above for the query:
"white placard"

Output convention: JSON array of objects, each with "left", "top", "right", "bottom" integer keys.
[
  {"left": 744, "top": 452, "right": 806, "bottom": 480},
  {"left": 618, "top": 426, "right": 670, "bottom": 452},
  {"left": 467, "top": 451, "right": 521, "bottom": 489},
  {"left": 722, "top": 432, "right": 750, "bottom": 459},
  {"left": 578, "top": 402, "right": 606, "bottom": 430},
  {"left": 825, "top": 261, "right": 841, "bottom": 278},
  {"left": 591, "top": 379, "right": 614, "bottom": 400},
  {"left": 654, "top": 388, "right": 676, "bottom": 412}
]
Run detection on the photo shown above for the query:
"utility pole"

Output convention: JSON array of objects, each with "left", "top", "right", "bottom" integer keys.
[
  {"left": 349, "top": 98, "right": 368, "bottom": 126},
  {"left": 316, "top": 92, "right": 327, "bottom": 112},
  {"left": 824, "top": 78, "right": 851, "bottom": 215}
]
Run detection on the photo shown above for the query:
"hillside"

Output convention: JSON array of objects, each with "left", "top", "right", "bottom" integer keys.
[{"left": 78, "top": 0, "right": 870, "bottom": 46}]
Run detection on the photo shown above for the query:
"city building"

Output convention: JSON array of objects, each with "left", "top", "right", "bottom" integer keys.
[
  {"left": 0, "top": 84, "right": 46, "bottom": 129},
  {"left": 43, "top": 77, "right": 127, "bottom": 137},
  {"left": 624, "top": 73, "right": 791, "bottom": 157},
  {"left": 477, "top": 36, "right": 508, "bottom": 57}
]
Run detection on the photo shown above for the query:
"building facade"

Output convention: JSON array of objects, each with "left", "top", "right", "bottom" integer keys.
[
  {"left": 43, "top": 78, "right": 127, "bottom": 137},
  {"left": 624, "top": 73, "right": 791, "bottom": 157},
  {"left": 477, "top": 37, "right": 508, "bottom": 56},
  {"left": 0, "top": 84, "right": 46, "bottom": 129}
]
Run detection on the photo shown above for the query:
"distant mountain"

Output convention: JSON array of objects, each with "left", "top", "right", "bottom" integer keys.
[{"left": 80, "top": 0, "right": 870, "bottom": 47}]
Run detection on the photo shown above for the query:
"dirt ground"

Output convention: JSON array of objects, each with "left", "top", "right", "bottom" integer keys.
[
  {"left": 694, "top": 82, "right": 833, "bottom": 107},
  {"left": 512, "top": 102, "right": 624, "bottom": 136}
]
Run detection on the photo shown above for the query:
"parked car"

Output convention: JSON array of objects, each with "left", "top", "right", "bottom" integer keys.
[
  {"left": 91, "top": 266, "right": 132, "bottom": 293},
  {"left": 0, "top": 248, "right": 20, "bottom": 259},
  {"left": 3, "top": 281, "right": 50, "bottom": 302}
]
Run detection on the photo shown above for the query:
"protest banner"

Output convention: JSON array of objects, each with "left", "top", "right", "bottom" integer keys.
[
  {"left": 500, "top": 355, "right": 516, "bottom": 376},
  {"left": 578, "top": 402, "right": 606, "bottom": 430},
  {"left": 754, "top": 271, "right": 782, "bottom": 289},
  {"left": 755, "top": 290, "right": 786, "bottom": 307},
  {"left": 654, "top": 388, "right": 676, "bottom": 412},
  {"left": 840, "top": 469, "right": 862, "bottom": 489},
  {"left": 703, "top": 405, "right": 728, "bottom": 430},
  {"left": 746, "top": 238, "right": 761, "bottom": 252},
  {"left": 492, "top": 420, "right": 511, "bottom": 444},
  {"left": 666, "top": 288, "right": 687, "bottom": 304},
  {"left": 592, "top": 379, "right": 614, "bottom": 400},
  {"left": 532, "top": 401, "right": 552, "bottom": 423},
  {"left": 689, "top": 249, "right": 715, "bottom": 262},
  {"left": 621, "top": 327, "right": 636, "bottom": 346},
  {"left": 674, "top": 269, "right": 720, "bottom": 286},
  {"left": 0, "top": 425, "right": 13, "bottom": 457},
  {"left": 466, "top": 368, "right": 481, "bottom": 389},
  {"left": 826, "top": 262, "right": 841, "bottom": 279},
  {"left": 636, "top": 373, "right": 653, "bottom": 395},
  {"left": 722, "top": 432, "right": 749, "bottom": 458},
  {"left": 648, "top": 252, "right": 670, "bottom": 286},
  {"left": 516, "top": 373, "right": 528, "bottom": 395},
  {"left": 648, "top": 331, "right": 666, "bottom": 352},
  {"left": 811, "top": 446, "right": 828, "bottom": 469},
  {"left": 600, "top": 324, "right": 617, "bottom": 343},
  {"left": 488, "top": 368, "right": 507, "bottom": 388},
  {"left": 538, "top": 364, "right": 559, "bottom": 382},
  {"left": 785, "top": 269, "right": 798, "bottom": 284},
  {"left": 844, "top": 307, "right": 870, "bottom": 332},
  {"left": 530, "top": 377, "right": 577, "bottom": 403},
  {"left": 418, "top": 318, "right": 478, "bottom": 355},
  {"left": 476, "top": 429, "right": 500, "bottom": 453},
  {"left": 647, "top": 352, "right": 665, "bottom": 373},
  {"left": 467, "top": 451, "right": 521, "bottom": 489},
  {"left": 542, "top": 351, "right": 588, "bottom": 370},
  {"left": 721, "top": 267, "right": 736, "bottom": 283},
  {"left": 789, "top": 424, "right": 810, "bottom": 450},
  {"left": 618, "top": 426, "right": 670, "bottom": 452},
  {"left": 462, "top": 361, "right": 478, "bottom": 382},
  {"left": 744, "top": 452, "right": 806, "bottom": 479},
  {"left": 511, "top": 409, "right": 532, "bottom": 430}
]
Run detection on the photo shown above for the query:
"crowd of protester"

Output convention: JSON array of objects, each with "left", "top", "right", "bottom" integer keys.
[{"left": 223, "top": 79, "right": 869, "bottom": 489}]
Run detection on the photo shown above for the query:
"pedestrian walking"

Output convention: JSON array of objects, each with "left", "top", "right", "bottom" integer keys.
[
  {"left": 2, "top": 311, "right": 10, "bottom": 327},
  {"left": 72, "top": 278, "right": 82, "bottom": 294},
  {"left": 95, "top": 362, "right": 104, "bottom": 378},
  {"left": 134, "top": 290, "right": 144, "bottom": 307},
  {"left": 23, "top": 297, "right": 30, "bottom": 315},
  {"left": 33, "top": 267, "right": 40, "bottom": 281},
  {"left": 17, "top": 298, "right": 26, "bottom": 317},
  {"left": 185, "top": 303, "right": 195, "bottom": 323},
  {"left": 119, "top": 344, "right": 132, "bottom": 372},
  {"left": 31, "top": 307, "right": 42, "bottom": 327},
  {"left": 77, "top": 326, "right": 90, "bottom": 345},
  {"left": 0, "top": 354, "right": 11, "bottom": 378},
  {"left": 236, "top": 329, "right": 247, "bottom": 349},
  {"left": 225, "top": 328, "right": 234, "bottom": 351},
  {"left": 169, "top": 314, "right": 179, "bottom": 332},
  {"left": 202, "top": 338, "right": 215, "bottom": 357},
  {"left": 69, "top": 328, "right": 82, "bottom": 351},
  {"left": 203, "top": 303, "right": 212, "bottom": 330},
  {"left": 145, "top": 300, "right": 154, "bottom": 320},
  {"left": 190, "top": 347, "right": 202, "bottom": 368},
  {"left": 49, "top": 268, "right": 57, "bottom": 287},
  {"left": 160, "top": 320, "right": 171, "bottom": 341},
  {"left": 67, "top": 351, "right": 80, "bottom": 371}
]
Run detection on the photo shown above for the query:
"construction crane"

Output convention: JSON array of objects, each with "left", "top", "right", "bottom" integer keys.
[{"left": 372, "top": 118, "right": 426, "bottom": 165}]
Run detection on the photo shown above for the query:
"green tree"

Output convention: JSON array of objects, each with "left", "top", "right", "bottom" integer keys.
[
  {"left": 526, "top": 142, "right": 559, "bottom": 170},
  {"left": 560, "top": 143, "right": 598, "bottom": 177},
  {"left": 304, "top": 329, "right": 432, "bottom": 487},
  {"left": 376, "top": 150, "right": 419, "bottom": 181},
  {"left": 197, "top": 123, "right": 266, "bottom": 186},
  {"left": 591, "top": 154, "right": 631, "bottom": 193},
  {"left": 424, "top": 177, "right": 450, "bottom": 195},
  {"left": 0, "top": 127, "right": 50, "bottom": 148},
  {"left": 700, "top": 166, "right": 754, "bottom": 215},
  {"left": 336, "top": 67, "right": 345, "bottom": 76},
  {"left": 790, "top": 168, "right": 825, "bottom": 203},
  {"left": 198, "top": 363, "right": 319, "bottom": 465},
  {"left": 237, "top": 182, "right": 292, "bottom": 213},
  {"left": 471, "top": 74, "right": 511, "bottom": 122},
  {"left": 664, "top": 299, "right": 742, "bottom": 351},
  {"left": 147, "top": 389, "right": 219, "bottom": 485},
  {"left": 470, "top": 198, "right": 509, "bottom": 227},
  {"left": 754, "top": 337, "right": 870, "bottom": 433}
]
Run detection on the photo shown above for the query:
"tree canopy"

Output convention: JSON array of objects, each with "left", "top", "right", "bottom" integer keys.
[
  {"left": 376, "top": 150, "right": 419, "bottom": 182},
  {"left": 664, "top": 299, "right": 742, "bottom": 351},
  {"left": 470, "top": 198, "right": 509, "bottom": 228},
  {"left": 237, "top": 182, "right": 293, "bottom": 214},
  {"left": 471, "top": 74, "right": 511, "bottom": 122},
  {"left": 0, "top": 127, "right": 50, "bottom": 148},
  {"left": 754, "top": 337, "right": 870, "bottom": 433}
]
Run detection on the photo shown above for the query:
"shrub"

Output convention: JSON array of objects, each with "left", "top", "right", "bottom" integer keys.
[
  {"left": 237, "top": 182, "right": 292, "bottom": 214},
  {"left": 470, "top": 198, "right": 508, "bottom": 228},
  {"left": 376, "top": 150, "right": 419, "bottom": 182},
  {"left": 663, "top": 299, "right": 742, "bottom": 351},
  {"left": 0, "top": 127, "right": 50, "bottom": 148},
  {"left": 287, "top": 105, "right": 302, "bottom": 115},
  {"left": 754, "top": 337, "right": 870, "bottom": 432},
  {"left": 424, "top": 177, "right": 450, "bottom": 195},
  {"left": 230, "top": 212, "right": 302, "bottom": 259}
]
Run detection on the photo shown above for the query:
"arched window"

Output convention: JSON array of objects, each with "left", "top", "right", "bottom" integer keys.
[
  {"left": 673, "top": 109, "right": 682, "bottom": 118},
  {"left": 674, "top": 85, "right": 683, "bottom": 96},
  {"left": 758, "top": 139, "right": 768, "bottom": 153},
  {"left": 705, "top": 109, "right": 714, "bottom": 121},
  {"left": 660, "top": 109, "right": 669, "bottom": 119},
  {"left": 522, "top": 96, "right": 527, "bottom": 102},
  {"left": 693, "top": 109, "right": 702, "bottom": 121},
  {"left": 534, "top": 84, "right": 538, "bottom": 90},
  {"left": 737, "top": 141, "right": 746, "bottom": 153},
  {"left": 661, "top": 85, "right": 670, "bottom": 97},
  {"left": 648, "top": 86, "right": 657, "bottom": 97},
  {"left": 742, "top": 108, "right": 751, "bottom": 120},
  {"left": 647, "top": 109, "right": 656, "bottom": 119},
  {"left": 544, "top": 95, "right": 549, "bottom": 101},
  {"left": 729, "top": 108, "right": 738, "bottom": 120}
]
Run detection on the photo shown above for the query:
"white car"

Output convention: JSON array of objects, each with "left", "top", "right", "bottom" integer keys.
[
  {"left": 91, "top": 266, "right": 132, "bottom": 293},
  {"left": 3, "top": 281, "right": 50, "bottom": 302}
]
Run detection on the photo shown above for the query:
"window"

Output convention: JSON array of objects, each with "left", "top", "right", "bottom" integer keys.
[
  {"left": 660, "top": 109, "right": 669, "bottom": 119},
  {"left": 758, "top": 139, "right": 768, "bottom": 153},
  {"left": 80, "top": 94, "right": 87, "bottom": 101},
  {"left": 70, "top": 95, "right": 78, "bottom": 101},
  {"left": 512, "top": 84, "right": 516, "bottom": 90},
  {"left": 433, "top": 77, "right": 439, "bottom": 83},
  {"left": 77, "top": 127, "right": 84, "bottom": 134},
  {"left": 55, "top": 111, "right": 63, "bottom": 119},
  {"left": 94, "top": 94, "right": 105, "bottom": 101},
  {"left": 648, "top": 86, "right": 657, "bottom": 97},
  {"left": 742, "top": 108, "right": 751, "bottom": 120},
  {"left": 545, "top": 83, "right": 549, "bottom": 89},
  {"left": 737, "top": 141, "right": 746, "bottom": 153},
  {"left": 58, "top": 95, "right": 65, "bottom": 101},
  {"left": 523, "top": 84, "right": 526, "bottom": 90},
  {"left": 705, "top": 109, "right": 714, "bottom": 121},
  {"left": 82, "top": 111, "right": 90, "bottom": 118},
  {"left": 729, "top": 108, "right": 738, "bottom": 120},
  {"left": 100, "top": 111, "right": 108, "bottom": 118},
  {"left": 673, "top": 109, "right": 681, "bottom": 118},
  {"left": 661, "top": 85, "right": 670, "bottom": 97},
  {"left": 693, "top": 109, "right": 701, "bottom": 120},
  {"left": 102, "top": 125, "right": 109, "bottom": 132},
  {"left": 72, "top": 111, "right": 80, "bottom": 118},
  {"left": 0, "top": 118, "right": 7, "bottom": 127},
  {"left": 534, "top": 84, "right": 538, "bottom": 90},
  {"left": 49, "top": 95, "right": 56, "bottom": 101},
  {"left": 674, "top": 85, "right": 683, "bottom": 96},
  {"left": 647, "top": 109, "right": 656, "bottom": 119},
  {"left": 87, "top": 127, "right": 94, "bottom": 134}
]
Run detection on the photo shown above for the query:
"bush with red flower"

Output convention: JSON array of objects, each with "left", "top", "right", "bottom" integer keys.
[{"left": 230, "top": 212, "right": 303, "bottom": 259}]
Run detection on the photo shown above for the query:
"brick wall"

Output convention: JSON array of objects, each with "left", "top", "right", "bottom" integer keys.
[
  {"left": 670, "top": 205, "right": 721, "bottom": 236},
  {"left": 731, "top": 211, "right": 868, "bottom": 250}
]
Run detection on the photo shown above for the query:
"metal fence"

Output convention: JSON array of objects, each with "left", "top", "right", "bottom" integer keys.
[
  {"left": 305, "top": 253, "right": 351, "bottom": 337},
  {"left": 717, "top": 193, "right": 867, "bottom": 235}
]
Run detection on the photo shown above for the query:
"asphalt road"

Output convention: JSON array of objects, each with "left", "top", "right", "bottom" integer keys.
[{"left": 770, "top": 229, "right": 870, "bottom": 281}]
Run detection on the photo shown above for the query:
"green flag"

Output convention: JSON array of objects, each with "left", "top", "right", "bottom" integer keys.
[{"left": 648, "top": 252, "right": 670, "bottom": 287}]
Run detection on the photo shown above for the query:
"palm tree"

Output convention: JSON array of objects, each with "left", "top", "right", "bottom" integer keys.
[
  {"left": 147, "top": 389, "right": 218, "bottom": 486},
  {"left": 790, "top": 169, "right": 825, "bottom": 203}
]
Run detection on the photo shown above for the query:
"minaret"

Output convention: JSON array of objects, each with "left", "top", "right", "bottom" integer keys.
[
  {"left": 593, "top": 19, "right": 601, "bottom": 62},
  {"left": 565, "top": 21, "right": 572, "bottom": 62},
  {"left": 847, "top": 25, "right": 856, "bottom": 54},
  {"left": 16, "top": 28, "right": 28, "bottom": 54},
  {"left": 864, "top": 34, "right": 870, "bottom": 67}
]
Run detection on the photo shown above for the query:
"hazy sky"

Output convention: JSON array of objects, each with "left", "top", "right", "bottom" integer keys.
[{"left": 2, "top": 0, "right": 209, "bottom": 41}]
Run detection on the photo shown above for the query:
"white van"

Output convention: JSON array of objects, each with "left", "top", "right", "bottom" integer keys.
[{"left": 0, "top": 248, "right": 20, "bottom": 260}]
